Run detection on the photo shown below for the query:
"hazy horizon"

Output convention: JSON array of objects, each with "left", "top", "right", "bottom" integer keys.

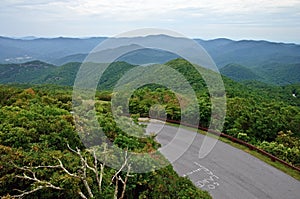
[
  {"left": 1, "top": 35, "right": 300, "bottom": 45},
  {"left": 1, "top": 0, "right": 299, "bottom": 44}
]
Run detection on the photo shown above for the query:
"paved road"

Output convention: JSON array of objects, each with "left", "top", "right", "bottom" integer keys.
[{"left": 146, "top": 121, "right": 300, "bottom": 199}]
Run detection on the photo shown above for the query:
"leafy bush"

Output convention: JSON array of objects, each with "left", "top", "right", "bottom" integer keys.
[{"left": 258, "top": 131, "right": 300, "bottom": 166}]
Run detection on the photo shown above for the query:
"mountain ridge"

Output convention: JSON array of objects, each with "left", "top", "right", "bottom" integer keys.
[{"left": 1, "top": 35, "right": 300, "bottom": 85}]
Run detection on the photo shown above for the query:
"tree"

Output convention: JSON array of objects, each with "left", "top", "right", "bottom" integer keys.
[{"left": 9, "top": 144, "right": 132, "bottom": 199}]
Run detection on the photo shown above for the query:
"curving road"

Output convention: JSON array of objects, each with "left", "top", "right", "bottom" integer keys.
[{"left": 146, "top": 121, "right": 300, "bottom": 199}]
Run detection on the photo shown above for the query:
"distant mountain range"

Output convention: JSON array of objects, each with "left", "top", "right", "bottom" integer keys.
[
  {"left": 1, "top": 35, "right": 300, "bottom": 85},
  {"left": 0, "top": 36, "right": 105, "bottom": 64},
  {"left": 0, "top": 60, "right": 136, "bottom": 91},
  {"left": 220, "top": 63, "right": 300, "bottom": 85},
  {"left": 1, "top": 59, "right": 299, "bottom": 108}
]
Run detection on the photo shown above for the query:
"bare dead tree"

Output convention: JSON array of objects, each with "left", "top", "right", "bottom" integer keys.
[
  {"left": 111, "top": 151, "right": 133, "bottom": 199},
  {"left": 9, "top": 163, "right": 62, "bottom": 198},
  {"left": 10, "top": 144, "right": 132, "bottom": 199}
]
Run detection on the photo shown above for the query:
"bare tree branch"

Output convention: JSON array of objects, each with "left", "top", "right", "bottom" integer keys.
[
  {"left": 20, "top": 165, "right": 61, "bottom": 170},
  {"left": 114, "top": 175, "right": 119, "bottom": 199},
  {"left": 11, "top": 171, "right": 62, "bottom": 198},
  {"left": 11, "top": 143, "right": 132, "bottom": 199},
  {"left": 112, "top": 151, "right": 129, "bottom": 183},
  {"left": 81, "top": 160, "right": 94, "bottom": 198},
  {"left": 15, "top": 173, "right": 62, "bottom": 191},
  {"left": 111, "top": 150, "right": 133, "bottom": 199},
  {"left": 12, "top": 185, "right": 55, "bottom": 198},
  {"left": 87, "top": 145, "right": 108, "bottom": 193},
  {"left": 55, "top": 158, "right": 80, "bottom": 179},
  {"left": 78, "top": 190, "right": 88, "bottom": 199},
  {"left": 67, "top": 144, "right": 94, "bottom": 198},
  {"left": 99, "top": 161, "right": 105, "bottom": 193},
  {"left": 67, "top": 143, "right": 78, "bottom": 154},
  {"left": 120, "top": 164, "right": 131, "bottom": 199}
]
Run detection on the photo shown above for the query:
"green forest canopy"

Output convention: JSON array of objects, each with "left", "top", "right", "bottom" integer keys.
[{"left": 0, "top": 58, "right": 300, "bottom": 197}]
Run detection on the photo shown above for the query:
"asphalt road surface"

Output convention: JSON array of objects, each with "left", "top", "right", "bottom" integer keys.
[{"left": 146, "top": 121, "right": 300, "bottom": 199}]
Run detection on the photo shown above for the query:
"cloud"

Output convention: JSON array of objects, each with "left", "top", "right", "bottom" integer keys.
[
  {"left": 3, "top": 0, "right": 300, "bottom": 19},
  {"left": 2, "top": 0, "right": 300, "bottom": 23},
  {"left": 0, "top": 0, "right": 299, "bottom": 43}
]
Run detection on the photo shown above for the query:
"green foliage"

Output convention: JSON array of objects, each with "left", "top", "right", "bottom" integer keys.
[
  {"left": 121, "top": 59, "right": 300, "bottom": 167},
  {"left": 237, "top": 133, "right": 250, "bottom": 142},
  {"left": 98, "top": 62, "right": 136, "bottom": 90},
  {"left": 254, "top": 63, "right": 300, "bottom": 85},
  {"left": 1, "top": 57, "right": 300, "bottom": 197},
  {"left": 258, "top": 131, "right": 300, "bottom": 167},
  {"left": 0, "top": 61, "right": 56, "bottom": 84},
  {"left": 0, "top": 85, "right": 210, "bottom": 198},
  {"left": 220, "top": 62, "right": 300, "bottom": 85},
  {"left": 135, "top": 166, "right": 211, "bottom": 199},
  {"left": 220, "top": 63, "right": 263, "bottom": 82},
  {"left": 224, "top": 97, "right": 300, "bottom": 141},
  {"left": 128, "top": 87, "right": 181, "bottom": 119}
]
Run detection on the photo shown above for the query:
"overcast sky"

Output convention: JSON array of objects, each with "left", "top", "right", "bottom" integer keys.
[{"left": 1, "top": 0, "right": 300, "bottom": 43}]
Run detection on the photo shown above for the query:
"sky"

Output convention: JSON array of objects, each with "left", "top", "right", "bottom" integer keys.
[{"left": 1, "top": 0, "right": 300, "bottom": 43}]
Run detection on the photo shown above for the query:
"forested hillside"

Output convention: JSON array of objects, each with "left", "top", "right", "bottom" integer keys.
[
  {"left": 0, "top": 58, "right": 300, "bottom": 198},
  {"left": 124, "top": 59, "right": 300, "bottom": 167},
  {"left": 220, "top": 64, "right": 263, "bottom": 82},
  {"left": 0, "top": 85, "right": 211, "bottom": 198},
  {"left": 220, "top": 62, "right": 300, "bottom": 85},
  {"left": 1, "top": 36, "right": 300, "bottom": 85}
]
